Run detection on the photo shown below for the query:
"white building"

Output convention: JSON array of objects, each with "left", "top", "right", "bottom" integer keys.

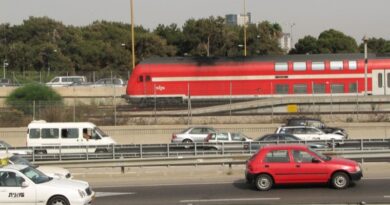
[
  {"left": 225, "top": 13, "right": 251, "bottom": 26},
  {"left": 279, "top": 33, "right": 292, "bottom": 52}
]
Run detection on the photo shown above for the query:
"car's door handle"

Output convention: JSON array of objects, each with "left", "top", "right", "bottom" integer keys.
[
  {"left": 296, "top": 164, "right": 301, "bottom": 168},
  {"left": 0, "top": 189, "right": 6, "bottom": 192},
  {"left": 264, "top": 165, "right": 269, "bottom": 168}
]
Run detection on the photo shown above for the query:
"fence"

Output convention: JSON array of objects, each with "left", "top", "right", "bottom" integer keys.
[
  {"left": 2, "top": 139, "right": 387, "bottom": 171},
  {"left": 2, "top": 95, "right": 390, "bottom": 127},
  {"left": 5, "top": 138, "right": 390, "bottom": 162},
  {"left": 3, "top": 70, "right": 130, "bottom": 85}
]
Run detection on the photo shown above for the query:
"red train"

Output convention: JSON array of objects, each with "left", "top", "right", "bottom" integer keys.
[{"left": 125, "top": 54, "right": 390, "bottom": 104}]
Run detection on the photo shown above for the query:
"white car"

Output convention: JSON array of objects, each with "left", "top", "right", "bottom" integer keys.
[
  {"left": 0, "top": 164, "right": 94, "bottom": 205},
  {"left": 46, "top": 76, "right": 87, "bottom": 87},
  {"left": 5, "top": 154, "right": 72, "bottom": 179},
  {"left": 205, "top": 132, "right": 253, "bottom": 143},
  {"left": 275, "top": 126, "right": 346, "bottom": 141},
  {"left": 0, "top": 140, "right": 31, "bottom": 155},
  {"left": 171, "top": 127, "right": 217, "bottom": 143}
]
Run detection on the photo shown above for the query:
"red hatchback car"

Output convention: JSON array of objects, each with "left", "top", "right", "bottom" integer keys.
[{"left": 245, "top": 144, "right": 362, "bottom": 191}]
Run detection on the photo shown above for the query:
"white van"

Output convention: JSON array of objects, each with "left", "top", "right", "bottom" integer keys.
[
  {"left": 27, "top": 120, "right": 116, "bottom": 153},
  {"left": 46, "top": 76, "right": 87, "bottom": 87}
]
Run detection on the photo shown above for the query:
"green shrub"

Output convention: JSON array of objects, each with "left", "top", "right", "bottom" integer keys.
[{"left": 6, "top": 83, "right": 63, "bottom": 114}]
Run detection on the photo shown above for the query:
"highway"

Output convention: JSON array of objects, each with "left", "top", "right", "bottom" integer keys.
[{"left": 92, "top": 178, "right": 390, "bottom": 205}]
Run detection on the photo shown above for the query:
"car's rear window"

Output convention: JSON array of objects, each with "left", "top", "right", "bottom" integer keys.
[{"left": 264, "top": 150, "right": 290, "bottom": 163}]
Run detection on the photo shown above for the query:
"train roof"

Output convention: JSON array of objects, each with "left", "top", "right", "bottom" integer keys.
[{"left": 140, "top": 53, "right": 385, "bottom": 66}]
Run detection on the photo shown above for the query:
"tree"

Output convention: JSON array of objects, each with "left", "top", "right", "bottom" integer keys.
[
  {"left": 317, "top": 29, "right": 358, "bottom": 53},
  {"left": 253, "top": 21, "right": 284, "bottom": 55},
  {"left": 290, "top": 35, "right": 318, "bottom": 54},
  {"left": 154, "top": 23, "right": 184, "bottom": 55},
  {"left": 359, "top": 37, "right": 390, "bottom": 54},
  {"left": 182, "top": 16, "right": 225, "bottom": 56}
]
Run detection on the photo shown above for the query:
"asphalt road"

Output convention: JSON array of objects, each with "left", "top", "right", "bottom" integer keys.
[{"left": 92, "top": 178, "right": 390, "bottom": 205}]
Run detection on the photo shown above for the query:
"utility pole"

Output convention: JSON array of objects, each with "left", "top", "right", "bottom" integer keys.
[
  {"left": 130, "top": 0, "right": 136, "bottom": 70},
  {"left": 363, "top": 36, "right": 368, "bottom": 96}
]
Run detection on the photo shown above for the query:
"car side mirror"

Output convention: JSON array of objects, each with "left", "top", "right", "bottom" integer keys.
[
  {"left": 21, "top": 181, "right": 29, "bottom": 188},
  {"left": 312, "top": 158, "right": 321, "bottom": 163}
]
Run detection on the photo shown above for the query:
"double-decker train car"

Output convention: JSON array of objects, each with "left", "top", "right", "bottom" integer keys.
[{"left": 125, "top": 53, "right": 390, "bottom": 104}]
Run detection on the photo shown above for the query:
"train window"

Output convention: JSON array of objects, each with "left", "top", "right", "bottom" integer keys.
[
  {"left": 275, "top": 62, "right": 288, "bottom": 71},
  {"left": 275, "top": 84, "right": 289, "bottom": 94},
  {"left": 378, "top": 73, "right": 383, "bottom": 88},
  {"left": 313, "top": 83, "right": 326, "bottom": 93},
  {"left": 349, "top": 61, "right": 357, "bottom": 70},
  {"left": 293, "top": 84, "right": 307, "bottom": 94},
  {"left": 388, "top": 73, "right": 390, "bottom": 88},
  {"left": 145, "top": 75, "right": 151, "bottom": 82},
  {"left": 349, "top": 82, "right": 357, "bottom": 93},
  {"left": 331, "top": 84, "right": 344, "bottom": 93},
  {"left": 138, "top": 75, "right": 144, "bottom": 82},
  {"left": 330, "top": 61, "right": 343, "bottom": 70},
  {"left": 312, "top": 62, "right": 325, "bottom": 70},
  {"left": 293, "top": 62, "right": 306, "bottom": 71}
]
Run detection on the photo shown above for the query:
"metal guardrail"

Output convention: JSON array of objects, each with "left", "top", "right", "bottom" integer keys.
[{"left": 1, "top": 139, "right": 388, "bottom": 167}]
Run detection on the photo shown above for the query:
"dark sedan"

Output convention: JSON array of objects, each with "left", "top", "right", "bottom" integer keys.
[{"left": 244, "top": 133, "right": 328, "bottom": 151}]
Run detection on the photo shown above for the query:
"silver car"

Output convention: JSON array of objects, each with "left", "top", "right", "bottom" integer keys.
[{"left": 171, "top": 127, "right": 216, "bottom": 143}]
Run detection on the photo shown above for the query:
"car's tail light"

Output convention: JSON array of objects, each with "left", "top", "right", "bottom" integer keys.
[
  {"left": 205, "top": 134, "right": 212, "bottom": 142},
  {"left": 246, "top": 162, "right": 254, "bottom": 172},
  {"left": 172, "top": 134, "right": 177, "bottom": 140}
]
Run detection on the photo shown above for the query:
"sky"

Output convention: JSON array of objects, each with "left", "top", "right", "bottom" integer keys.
[{"left": 1, "top": 0, "right": 390, "bottom": 44}]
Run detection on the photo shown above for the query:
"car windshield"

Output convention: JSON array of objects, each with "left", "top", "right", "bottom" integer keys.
[
  {"left": 179, "top": 127, "right": 192, "bottom": 134},
  {"left": 94, "top": 127, "right": 109, "bottom": 137},
  {"left": 0, "top": 141, "right": 12, "bottom": 148},
  {"left": 309, "top": 148, "right": 331, "bottom": 161},
  {"left": 9, "top": 156, "right": 35, "bottom": 167},
  {"left": 20, "top": 166, "right": 52, "bottom": 184}
]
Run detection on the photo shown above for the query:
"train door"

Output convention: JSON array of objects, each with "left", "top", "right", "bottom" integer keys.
[
  {"left": 139, "top": 74, "right": 153, "bottom": 95},
  {"left": 372, "top": 69, "right": 390, "bottom": 95}
]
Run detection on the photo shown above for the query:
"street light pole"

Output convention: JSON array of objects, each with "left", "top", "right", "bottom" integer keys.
[
  {"left": 363, "top": 36, "right": 368, "bottom": 96},
  {"left": 290, "top": 23, "right": 295, "bottom": 50},
  {"left": 243, "top": 0, "right": 247, "bottom": 57},
  {"left": 130, "top": 0, "right": 136, "bottom": 70},
  {"left": 2, "top": 59, "right": 8, "bottom": 79}
]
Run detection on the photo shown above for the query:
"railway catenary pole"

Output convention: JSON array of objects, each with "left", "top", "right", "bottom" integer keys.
[
  {"left": 130, "top": 0, "right": 136, "bottom": 70},
  {"left": 363, "top": 36, "right": 368, "bottom": 96}
]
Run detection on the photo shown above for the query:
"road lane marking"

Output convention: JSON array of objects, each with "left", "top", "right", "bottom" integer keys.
[
  {"left": 384, "top": 196, "right": 390, "bottom": 198},
  {"left": 95, "top": 192, "right": 136, "bottom": 198},
  {"left": 96, "top": 181, "right": 234, "bottom": 188},
  {"left": 180, "top": 197, "right": 280, "bottom": 203},
  {"left": 95, "top": 177, "right": 390, "bottom": 188}
]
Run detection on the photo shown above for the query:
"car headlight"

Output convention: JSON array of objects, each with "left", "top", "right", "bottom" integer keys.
[
  {"left": 355, "top": 164, "right": 361, "bottom": 172},
  {"left": 78, "top": 189, "right": 86, "bottom": 198}
]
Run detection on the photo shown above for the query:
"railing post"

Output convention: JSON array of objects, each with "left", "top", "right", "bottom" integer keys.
[
  {"left": 140, "top": 144, "right": 143, "bottom": 158},
  {"left": 86, "top": 146, "right": 89, "bottom": 160},
  {"left": 332, "top": 139, "right": 335, "bottom": 151},
  {"left": 59, "top": 146, "right": 62, "bottom": 161},
  {"left": 360, "top": 139, "right": 364, "bottom": 150},
  {"left": 112, "top": 144, "right": 115, "bottom": 159},
  {"left": 194, "top": 143, "right": 197, "bottom": 156},
  {"left": 222, "top": 142, "right": 225, "bottom": 155},
  {"left": 32, "top": 147, "right": 35, "bottom": 162},
  {"left": 167, "top": 144, "right": 170, "bottom": 157}
]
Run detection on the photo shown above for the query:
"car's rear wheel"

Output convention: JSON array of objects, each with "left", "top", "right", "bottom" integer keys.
[
  {"left": 255, "top": 174, "right": 273, "bottom": 191},
  {"left": 47, "top": 195, "right": 69, "bottom": 205},
  {"left": 182, "top": 139, "right": 193, "bottom": 144},
  {"left": 331, "top": 172, "right": 350, "bottom": 189}
]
